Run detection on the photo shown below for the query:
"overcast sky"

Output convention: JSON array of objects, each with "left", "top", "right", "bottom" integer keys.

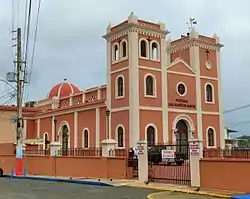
[{"left": 0, "top": 0, "right": 250, "bottom": 135}]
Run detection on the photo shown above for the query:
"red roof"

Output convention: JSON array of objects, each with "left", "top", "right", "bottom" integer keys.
[{"left": 47, "top": 79, "right": 80, "bottom": 99}]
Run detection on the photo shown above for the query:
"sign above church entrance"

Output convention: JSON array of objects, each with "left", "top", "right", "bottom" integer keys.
[{"left": 168, "top": 99, "right": 196, "bottom": 109}]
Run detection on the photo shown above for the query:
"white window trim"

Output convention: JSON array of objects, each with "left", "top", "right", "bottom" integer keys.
[
  {"left": 139, "top": 38, "right": 149, "bottom": 60},
  {"left": 150, "top": 40, "right": 160, "bottom": 62},
  {"left": 206, "top": 126, "right": 216, "bottom": 148},
  {"left": 144, "top": 73, "right": 157, "bottom": 98},
  {"left": 57, "top": 121, "right": 71, "bottom": 149},
  {"left": 176, "top": 82, "right": 187, "bottom": 97},
  {"left": 82, "top": 128, "right": 90, "bottom": 149},
  {"left": 112, "top": 42, "right": 120, "bottom": 64},
  {"left": 120, "top": 39, "right": 128, "bottom": 61},
  {"left": 43, "top": 132, "right": 49, "bottom": 150},
  {"left": 145, "top": 123, "right": 158, "bottom": 145},
  {"left": 115, "top": 75, "right": 125, "bottom": 99},
  {"left": 205, "top": 82, "right": 215, "bottom": 104},
  {"left": 115, "top": 124, "right": 125, "bottom": 149}
]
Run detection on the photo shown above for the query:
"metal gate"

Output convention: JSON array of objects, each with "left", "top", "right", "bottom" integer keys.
[{"left": 148, "top": 144, "right": 191, "bottom": 185}]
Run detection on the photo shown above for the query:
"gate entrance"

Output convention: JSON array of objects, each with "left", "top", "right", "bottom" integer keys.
[
  {"left": 61, "top": 125, "right": 69, "bottom": 156},
  {"left": 127, "top": 148, "right": 138, "bottom": 179},
  {"left": 148, "top": 144, "right": 190, "bottom": 185}
]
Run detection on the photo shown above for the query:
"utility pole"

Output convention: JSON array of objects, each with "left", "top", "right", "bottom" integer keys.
[
  {"left": 15, "top": 28, "right": 24, "bottom": 176},
  {"left": 7, "top": 27, "right": 28, "bottom": 175}
]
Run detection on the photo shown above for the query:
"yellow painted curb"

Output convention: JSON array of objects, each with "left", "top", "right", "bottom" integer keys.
[
  {"left": 147, "top": 191, "right": 169, "bottom": 199},
  {"left": 125, "top": 183, "right": 231, "bottom": 198}
]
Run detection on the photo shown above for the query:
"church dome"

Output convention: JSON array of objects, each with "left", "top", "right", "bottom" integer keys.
[{"left": 47, "top": 78, "right": 80, "bottom": 99}]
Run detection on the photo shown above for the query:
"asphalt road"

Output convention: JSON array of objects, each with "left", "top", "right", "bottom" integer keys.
[
  {"left": 0, "top": 178, "right": 155, "bottom": 199},
  {"left": 0, "top": 178, "right": 221, "bottom": 199}
]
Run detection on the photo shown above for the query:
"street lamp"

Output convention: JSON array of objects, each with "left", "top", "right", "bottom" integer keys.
[
  {"left": 54, "top": 118, "right": 57, "bottom": 141},
  {"left": 106, "top": 109, "right": 110, "bottom": 139}
]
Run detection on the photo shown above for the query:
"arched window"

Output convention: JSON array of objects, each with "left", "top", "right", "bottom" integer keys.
[
  {"left": 117, "top": 126, "right": 124, "bottom": 148},
  {"left": 207, "top": 128, "right": 215, "bottom": 147},
  {"left": 140, "top": 40, "right": 147, "bottom": 58},
  {"left": 145, "top": 75, "right": 155, "bottom": 96},
  {"left": 147, "top": 126, "right": 155, "bottom": 147},
  {"left": 121, "top": 41, "right": 127, "bottom": 58},
  {"left": 206, "top": 84, "right": 213, "bottom": 102},
  {"left": 151, "top": 42, "right": 159, "bottom": 60},
  {"left": 113, "top": 44, "right": 119, "bottom": 61},
  {"left": 117, "top": 76, "right": 124, "bottom": 97},
  {"left": 83, "top": 129, "right": 89, "bottom": 148}
]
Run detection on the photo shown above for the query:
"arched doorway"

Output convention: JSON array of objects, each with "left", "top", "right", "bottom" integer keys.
[
  {"left": 175, "top": 119, "right": 188, "bottom": 155},
  {"left": 147, "top": 126, "right": 155, "bottom": 147},
  {"left": 61, "top": 125, "right": 69, "bottom": 155}
]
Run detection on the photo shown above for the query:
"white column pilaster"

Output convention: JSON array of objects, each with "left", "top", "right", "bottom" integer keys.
[
  {"left": 51, "top": 116, "right": 55, "bottom": 142},
  {"left": 82, "top": 92, "right": 86, "bottom": 103},
  {"left": 161, "top": 38, "right": 168, "bottom": 144},
  {"left": 74, "top": 112, "right": 78, "bottom": 148},
  {"left": 128, "top": 29, "right": 139, "bottom": 148},
  {"left": 69, "top": 94, "right": 73, "bottom": 106},
  {"left": 23, "top": 119, "right": 27, "bottom": 139},
  {"left": 190, "top": 41, "right": 203, "bottom": 140},
  {"left": 37, "top": 118, "right": 40, "bottom": 138},
  {"left": 96, "top": 108, "right": 100, "bottom": 147},
  {"left": 97, "top": 89, "right": 101, "bottom": 100},
  {"left": 215, "top": 36, "right": 225, "bottom": 149}
]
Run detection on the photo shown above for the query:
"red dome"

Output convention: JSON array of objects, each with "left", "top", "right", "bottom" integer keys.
[{"left": 47, "top": 79, "right": 80, "bottom": 99}]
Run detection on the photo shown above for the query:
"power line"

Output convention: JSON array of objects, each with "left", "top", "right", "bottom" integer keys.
[
  {"left": 223, "top": 104, "right": 250, "bottom": 114},
  {"left": 22, "top": 0, "right": 33, "bottom": 103},
  {"left": 25, "top": 0, "right": 42, "bottom": 101},
  {"left": 23, "top": 0, "right": 32, "bottom": 63},
  {"left": 227, "top": 120, "right": 250, "bottom": 127},
  {"left": 22, "top": 0, "right": 29, "bottom": 60}
]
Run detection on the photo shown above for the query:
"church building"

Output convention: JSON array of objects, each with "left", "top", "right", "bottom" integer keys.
[{"left": 20, "top": 13, "right": 225, "bottom": 151}]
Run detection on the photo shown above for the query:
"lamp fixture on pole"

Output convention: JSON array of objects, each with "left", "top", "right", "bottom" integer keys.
[{"left": 106, "top": 109, "right": 110, "bottom": 139}]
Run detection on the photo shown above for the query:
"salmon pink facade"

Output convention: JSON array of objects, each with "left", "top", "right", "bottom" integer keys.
[{"left": 3, "top": 13, "right": 225, "bottom": 151}]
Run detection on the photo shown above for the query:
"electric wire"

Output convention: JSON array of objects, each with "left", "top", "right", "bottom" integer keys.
[
  {"left": 11, "top": 0, "right": 17, "bottom": 69},
  {"left": 22, "top": 0, "right": 29, "bottom": 60},
  {"left": 22, "top": 0, "right": 33, "bottom": 103},
  {"left": 223, "top": 104, "right": 250, "bottom": 114},
  {"left": 23, "top": 0, "right": 32, "bottom": 63},
  {"left": 25, "top": 0, "right": 42, "bottom": 102},
  {"left": 17, "top": 0, "right": 20, "bottom": 28},
  {"left": 227, "top": 120, "right": 250, "bottom": 127}
]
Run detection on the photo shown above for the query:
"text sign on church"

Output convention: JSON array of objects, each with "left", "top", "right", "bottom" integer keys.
[{"left": 168, "top": 99, "right": 196, "bottom": 109}]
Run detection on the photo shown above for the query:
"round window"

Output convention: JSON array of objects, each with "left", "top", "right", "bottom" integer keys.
[{"left": 177, "top": 83, "right": 186, "bottom": 96}]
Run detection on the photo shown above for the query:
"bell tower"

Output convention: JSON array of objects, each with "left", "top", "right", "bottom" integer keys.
[{"left": 103, "top": 13, "right": 169, "bottom": 148}]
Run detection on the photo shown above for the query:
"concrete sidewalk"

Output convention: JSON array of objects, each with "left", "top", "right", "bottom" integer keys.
[{"left": 70, "top": 177, "right": 244, "bottom": 198}]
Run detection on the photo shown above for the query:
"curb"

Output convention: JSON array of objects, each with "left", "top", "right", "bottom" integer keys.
[
  {"left": 125, "top": 183, "right": 231, "bottom": 198},
  {"left": 3, "top": 174, "right": 114, "bottom": 187}
]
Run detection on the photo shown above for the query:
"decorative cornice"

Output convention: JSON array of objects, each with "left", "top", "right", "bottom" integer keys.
[
  {"left": 167, "top": 38, "right": 223, "bottom": 53},
  {"left": 103, "top": 23, "right": 169, "bottom": 42}
]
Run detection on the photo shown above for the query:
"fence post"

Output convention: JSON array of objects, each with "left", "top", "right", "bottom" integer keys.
[
  {"left": 137, "top": 140, "right": 148, "bottom": 183},
  {"left": 100, "top": 139, "right": 117, "bottom": 157},
  {"left": 189, "top": 138, "right": 203, "bottom": 187}
]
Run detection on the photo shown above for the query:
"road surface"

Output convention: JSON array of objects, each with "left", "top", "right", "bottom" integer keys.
[{"left": 0, "top": 178, "right": 221, "bottom": 199}]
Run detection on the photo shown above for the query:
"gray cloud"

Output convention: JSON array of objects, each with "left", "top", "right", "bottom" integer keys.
[{"left": 0, "top": 0, "right": 250, "bottom": 135}]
